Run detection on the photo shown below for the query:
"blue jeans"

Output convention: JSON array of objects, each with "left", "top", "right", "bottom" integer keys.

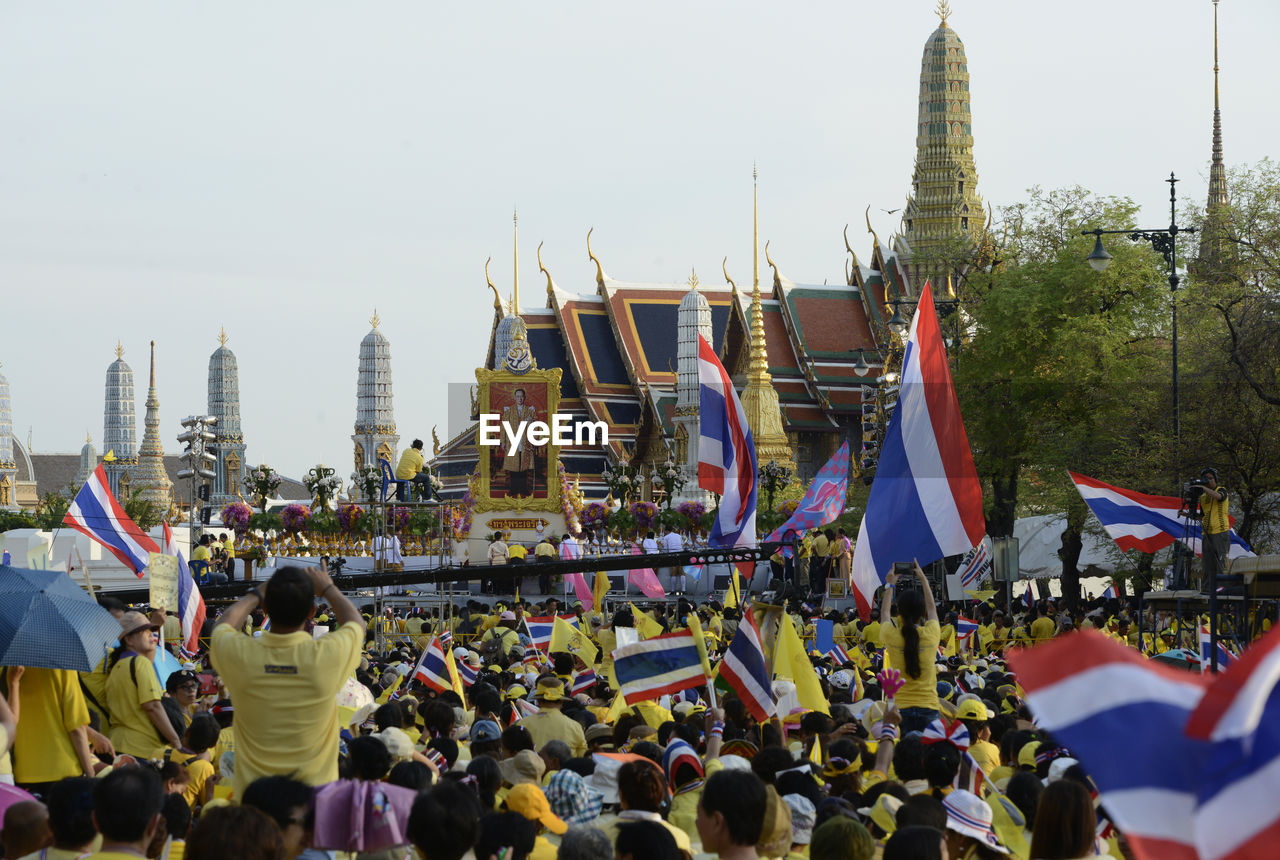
[{"left": 900, "top": 706, "right": 940, "bottom": 734}]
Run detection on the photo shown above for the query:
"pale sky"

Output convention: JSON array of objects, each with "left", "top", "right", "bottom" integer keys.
[{"left": 1, "top": 0, "right": 1274, "bottom": 482}]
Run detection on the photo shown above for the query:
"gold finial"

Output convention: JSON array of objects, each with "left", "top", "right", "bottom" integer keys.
[
  {"left": 864, "top": 205, "right": 882, "bottom": 252},
  {"left": 764, "top": 241, "right": 781, "bottom": 290},
  {"left": 86, "top": 431, "right": 92, "bottom": 444},
  {"left": 586, "top": 228, "right": 605, "bottom": 289},
  {"left": 723, "top": 257, "right": 738, "bottom": 294},
  {"left": 687, "top": 268, "right": 699, "bottom": 290},
  {"left": 843, "top": 224, "right": 861, "bottom": 285},
  {"left": 537, "top": 241, "right": 555, "bottom": 298},
  {"left": 115, "top": 341, "right": 124, "bottom": 360},
  {"left": 512, "top": 209, "right": 520, "bottom": 315},
  {"left": 432, "top": 425, "right": 441, "bottom": 456},
  {"left": 369, "top": 309, "right": 381, "bottom": 329},
  {"left": 936, "top": 0, "right": 951, "bottom": 26},
  {"left": 752, "top": 164, "right": 760, "bottom": 290},
  {"left": 946, "top": 273, "right": 956, "bottom": 299},
  {"left": 485, "top": 257, "right": 502, "bottom": 312},
  {"left": 218, "top": 327, "right": 228, "bottom": 347}
]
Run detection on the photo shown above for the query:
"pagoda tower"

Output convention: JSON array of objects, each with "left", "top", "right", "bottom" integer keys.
[
  {"left": 352, "top": 311, "right": 399, "bottom": 471},
  {"left": 900, "top": 1, "right": 986, "bottom": 285},
  {"left": 103, "top": 343, "right": 137, "bottom": 498},
  {"left": 0, "top": 363, "right": 16, "bottom": 510},
  {"left": 207, "top": 329, "right": 248, "bottom": 507},
  {"left": 133, "top": 341, "right": 172, "bottom": 510},
  {"left": 674, "top": 270, "right": 712, "bottom": 505},
  {"left": 75, "top": 434, "right": 99, "bottom": 488},
  {"left": 1198, "top": 0, "right": 1230, "bottom": 267},
  {"left": 738, "top": 168, "right": 795, "bottom": 474}
]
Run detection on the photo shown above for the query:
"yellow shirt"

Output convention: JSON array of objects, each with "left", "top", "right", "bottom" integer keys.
[
  {"left": 798, "top": 535, "right": 813, "bottom": 559},
  {"left": 669, "top": 789, "right": 702, "bottom": 841},
  {"left": 212, "top": 724, "right": 235, "bottom": 777},
  {"left": 395, "top": 447, "right": 426, "bottom": 480},
  {"left": 222, "top": 538, "right": 236, "bottom": 559},
  {"left": 509, "top": 544, "right": 528, "bottom": 561},
  {"left": 534, "top": 541, "right": 556, "bottom": 558},
  {"left": 516, "top": 708, "right": 587, "bottom": 757},
  {"left": 880, "top": 618, "right": 942, "bottom": 710},
  {"left": 812, "top": 534, "right": 829, "bottom": 559},
  {"left": 192, "top": 545, "right": 212, "bottom": 562},
  {"left": 106, "top": 655, "right": 167, "bottom": 759},
  {"left": 210, "top": 620, "right": 363, "bottom": 797},
  {"left": 10, "top": 667, "right": 91, "bottom": 784},
  {"left": 969, "top": 738, "right": 1000, "bottom": 775},
  {"left": 1030, "top": 617, "right": 1055, "bottom": 644},
  {"left": 862, "top": 620, "right": 882, "bottom": 649},
  {"left": 80, "top": 655, "right": 114, "bottom": 733},
  {"left": 168, "top": 748, "right": 215, "bottom": 810},
  {"left": 1202, "top": 488, "right": 1230, "bottom": 536}
]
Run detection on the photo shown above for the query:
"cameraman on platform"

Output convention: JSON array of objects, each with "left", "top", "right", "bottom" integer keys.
[{"left": 1198, "top": 467, "right": 1231, "bottom": 589}]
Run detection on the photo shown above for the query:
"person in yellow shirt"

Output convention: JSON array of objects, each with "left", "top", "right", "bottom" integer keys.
[
  {"left": 879, "top": 562, "right": 942, "bottom": 733},
  {"left": 5, "top": 666, "right": 99, "bottom": 788},
  {"left": 812, "top": 530, "right": 830, "bottom": 594},
  {"left": 219, "top": 532, "right": 236, "bottom": 578},
  {"left": 1197, "top": 468, "right": 1231, "bottom": 590},
  {"left": 1029, "top": 604, "right": 1056, "bottom": 644},
  {"left": 393, "top": 438, "right": 435, "bottom": 501},
  {"left": 210, "top": 562, "right": 364, "bottom": 798},
  {"left": 107, "top": 612, "right": 185, "bottom": 760},
  {"left": 956, "top": 699, "right": 1000, "bottom": 775},
  {"left": 795, "top": 531, "right": 813, "bottom": 596},
  {"left": 938, "top": 614, "right": 958, "bottom": 658}
]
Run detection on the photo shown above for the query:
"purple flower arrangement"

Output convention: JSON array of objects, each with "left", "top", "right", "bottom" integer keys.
[
  {"left": 220, "top": 502, "right": 253, "bottom": 535},
  {"left": 281, "top": 504, "right": 312, "bottom": 533}
]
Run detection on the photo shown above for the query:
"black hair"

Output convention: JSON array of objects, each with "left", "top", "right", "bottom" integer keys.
[
  {"left": 93, "top": 766, "right": 164, "bottom": 843},
  {"left": 616, "top": 820, "right": 681, "bottom": 860},
  {"left": 618, "top": 760, "right": 668, "bottom": 812},
  {"left": 1006, "top": 771, "right": 1044, "bottom": 830},
  {"left": 884, "top": 825, "right": 947, "bottom": 860},
  {"left": 97, "top": 595, "right": 127, "bottom": 614},
  {"left": 412, "top": 439, "right": 424, "bottom": 450},
  {"left": 46, "top": 777, "right": 98, "bottom": 849},
  {"left": 896, "top": 794, "right": 947, "bottom": 831},
  {"left": 408, "top": 781, "right": 483, "bottom": 860},
  {"left": 388, "top": 761, "right": 435, "bottom": 792},
  {"left": 896, "top": 588, "right": 926, "bottom": 679},
  {"left": 475, "top": 812, "right": 536, "bottom": 860},
  {"left": 375, "top": 702, "right": 406, "bottom": 731},
  {"left": 551, "top": 652, "right": 574, "bottom": 675},
  {"left": 892, "top": 735, "right": 927, "bottom": 782},
  {"left": 470, "top": 680, "right": 500, "bottom": 714},
  {"left": 502, "top": 724, "right": 534, "bottom": 755},
  {"left": 160, "top": 793, "right": 191, "bottom": 841},
  {"left": 347, "top": 735, "right": 393, "bottom": 781},
  {"left": 185, "top": 713, "right": 221, "bottom": 753},
  {"left": 466, "top": 754, "right": 502, "bottom": 811},
  {"left": 427, "top": 736, "right": 459, "bottom": 769},
  {"left": 241, "top": 775, "right": 315, "bottom": 831},
  {"left": 422, "top": 700, "right": 456, "bottom": 738},
  {"left": 751, "top": 745, "right": 797, "bottom": 786},
  {"left": 698, "top": 770, "right": 768, "bottom": 847},
  {"left": 263, "top": 566, "right": 315, "bottom": 629}
]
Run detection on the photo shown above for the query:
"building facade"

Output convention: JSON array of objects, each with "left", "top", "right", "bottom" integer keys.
[{"left": 207, "top": 330, "right": 248, "bottom": 508}]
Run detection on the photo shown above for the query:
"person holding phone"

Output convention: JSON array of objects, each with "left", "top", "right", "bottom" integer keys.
[{"left": 878, "top": 559, "right": 942, "bottom": 733}]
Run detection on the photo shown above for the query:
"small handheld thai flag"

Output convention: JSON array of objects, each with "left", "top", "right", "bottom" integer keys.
[
  {"left": 1101, "top": 584, "right": 1118, "bottom": 600},
  {"left": 825, "top": 644, "right": 853, "bottom": 666},
  {"left": 1198, "top": 625, "right": 1235, "bottom": 674},
  {"left": 1023, "top": 587, "right": 1035, "bottom": 610},
  {"left": 954, "top": 750, "right": 988, "bottom": 796},
  {"left": 412, "top": 636, "right": 460, "bottom": 695},
  {"left": 613, "top": 630, "right": 708, "bottom": 705},
  {"left": 572, "top": 669, "right": 598, "bottom": 695},
  {"left": 438, "top": 629, "right": 454, "bottom": 648},
  {"left": 63, "top": 464, "right": 160, "bottom": 576},
  {"left": 522, "top": 647, "right": 544, "bottom": 669},
  {"left": 525, "top": 615, "right": 576, "bottom": 651},
  {"left": 956, "top": 617, "right": 979, "bottom": 642},
  {"left": 457, "top": 660, "right": 478, "bottom": 687},
  {"left": 163, "top": 523, "right": 205, "bottom": 659},
  {"left": 718, "top": 610, "right": 776, "bottom": 721}
]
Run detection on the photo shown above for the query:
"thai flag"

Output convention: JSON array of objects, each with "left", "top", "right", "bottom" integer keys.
[
  {"left": 525, "top": 615, "right": 576, "bottom": 651},
  {"left": 1199, "top": 626, "right": 1235, "bottom": 674},
  {"left": 765, "top": 441, "right": 851, "bottom": 557},
  {"left": 1023, "top": 587, "right": 1035, "bottom": 610},
  {"left": 63, "top": 464, "right": 159, "bottom": 576},
  {"left": 1102, "top": 584, "right": 1119, "bottom": 600},
  {"left": 572, "top": 669, "right": 597, "bottom": 695},
  {"left": 697, "top": 334, "right": 757, "bottom": 548},
  {"left": 457, "top": 660, "right": 478, "bottom": 687},
  {"left": 825, "top": 644, "right": 853, "bottom": 666},
  {"left": 957, "top": 538, "right": 992, "bottom": 590},
  {"left": 522, "top": 647, "right": 543, "bottom": 669},
  {"left": 412, "top": 636, "right": 458, "bottom": 695},
  {"left": 1010, "top": 628, "right": 1280, "bottom": 860},
  {"left": 956, "top": 616, "right": 979, "bottom": 642},
  {"left": 612, "top": 630, "right": 707, "bottom": 705},
  {"left": 1069, "top": 472, "right": 1255, "bottom": 560},
  {"left": 438, "top": 629, "right": 453, "bottom": 648},
  {"left": 718, "top": 611, "right": 776, "bottom": 721},
  {"left": 850, "top": 286, "right": 986, "bottom": 620},
  {"left": 162, "top": 523, "right": 205, "bottom": 659},
  {"left": 954, "top": 750, "right": 988, "bottom": 796}
]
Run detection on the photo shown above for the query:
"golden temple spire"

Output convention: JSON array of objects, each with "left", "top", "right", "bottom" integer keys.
[
  {"left": 115, "top": 341, "right": 124, "bottom": 360},
  {"left": 513, "top": 209, "right": 520, "bottom": 314},
  {"left": 1207, "top": 0, "right": 1228, "bottom": 209},
  {"left": 86, "top": 431, "right": 92, "bottom": 444},
  {"left": 369, "top": 309, "right": 381, "bottom": 330},
  {"left": 739, "top": 168, "right": 794, "bottom": 472},
  {"left": 936, "top": 0, "right": 951, "bottom": 26},
  {"left": 687, "top": 268, "right": 699, "bottom": 290},
  {"left": 218, "top": 327, "right": 228, "bottom": 347}
]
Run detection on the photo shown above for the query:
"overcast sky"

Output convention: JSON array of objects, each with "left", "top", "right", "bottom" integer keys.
[{"left": 1, "top": 0, "right": 1274, "bottom": 483}]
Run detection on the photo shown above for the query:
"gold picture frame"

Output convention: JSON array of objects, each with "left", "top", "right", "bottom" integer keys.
[
  {"left": 473, "top": 367, "right": 564, "bottom": 514},
  {"left": 826, "top": 577, "right": 847, "bottom": 599}
]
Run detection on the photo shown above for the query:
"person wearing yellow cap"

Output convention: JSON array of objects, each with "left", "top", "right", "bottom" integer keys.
[
  {"left": 517, "top": 675, "right": 586, "bottom": 757},
  {"left": 504, "top": 782, "right": 567, "bottom": 860},
  {"left": 956, "top": 698, "right": 999, "bottom": 775}
]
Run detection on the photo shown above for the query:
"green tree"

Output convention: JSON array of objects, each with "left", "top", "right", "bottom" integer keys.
[
  {"left": 123, "top": 491, "right": 162, "bottom": 532},
  {"left": 34, "top": 491, "right": 72, "bottom": 531}
]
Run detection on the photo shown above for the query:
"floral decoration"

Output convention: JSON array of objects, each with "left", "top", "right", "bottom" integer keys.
[
  {"left": 281, "top": 503, "right": 312, "bottom": 533},
  {"left": 220, "top": 501, "right": 253, "bottom": 535}
]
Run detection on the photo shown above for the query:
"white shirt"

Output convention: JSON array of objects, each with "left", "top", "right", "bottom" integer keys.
[
  {"left": 641, "top": 537, "right": 659, "bottom": 554},
  {"left": 663, "top": 531, "right": 684, "bottom": 553},
  {"left": 559, "top": 536, "right": 581, "bottom": 560}
]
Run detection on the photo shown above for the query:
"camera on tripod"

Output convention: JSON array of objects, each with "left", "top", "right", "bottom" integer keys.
[{"left": 1180, "top": 479, "right": 1206, "bottom": 518}]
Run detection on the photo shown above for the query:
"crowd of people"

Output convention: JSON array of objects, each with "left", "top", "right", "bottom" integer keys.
[{"left": 3, "top": 557, "right": 1272, "bottom": 860}]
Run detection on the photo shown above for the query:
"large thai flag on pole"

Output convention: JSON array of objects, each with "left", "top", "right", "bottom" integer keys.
[
  {"left": 1069, "top": 472, "right": 1255, "bottom": 560},
  {"left": 697, "top": 334, "right": 758, "bottom": 548},
  {"left": 63, "top": 464, "right": 160, "bottom": 576},
  {"left": 1010, "top": 629, "right": 1280, "bottom": 860},
  {"left": 850, "top": 286, "right": 985, "bottom": 619},
  {"left": 766, "top": 441, "right": 850, "bottom": 557},
  {"left": 718, "top": 610, "right": 776, "bottom": 721},
  {"left": 162, "top": 523, "right": 205, "bottom": 659}
]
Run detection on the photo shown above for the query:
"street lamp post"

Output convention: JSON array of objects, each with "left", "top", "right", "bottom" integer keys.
[{"left": 1080, "top": 172, "right": 1196, "bottom": 442}]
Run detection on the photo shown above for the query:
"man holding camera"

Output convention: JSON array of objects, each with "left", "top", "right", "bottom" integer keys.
[{"left": 1198, "top": 467, "right": 1231, "bottom": 590}]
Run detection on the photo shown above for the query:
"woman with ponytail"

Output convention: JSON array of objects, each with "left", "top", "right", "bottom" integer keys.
[{"left": 879, "top": 560, "right": 941, "bottom": 733}]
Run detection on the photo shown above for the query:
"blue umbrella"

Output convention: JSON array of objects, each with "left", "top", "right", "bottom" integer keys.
[{"left": 0, "top": 565, "right": 123, "bottom": 672}]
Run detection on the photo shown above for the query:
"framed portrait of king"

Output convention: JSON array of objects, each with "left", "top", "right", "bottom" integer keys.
[{"left": 474, "top": 367, "right": 563, "bottom": 513}]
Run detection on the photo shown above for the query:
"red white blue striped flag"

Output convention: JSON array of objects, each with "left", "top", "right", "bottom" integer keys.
[
  {"left": 63, "top": 464, "right": 159, "bottom": 576},
  {"left": 697, "top": 334, "right": 757, "bottom": 548},
  {"left": 719, "top": 610, "right": 776, "bottom": 721},
  {"left": 612, "top": 630, "right": 707, "bottom": 705}
]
